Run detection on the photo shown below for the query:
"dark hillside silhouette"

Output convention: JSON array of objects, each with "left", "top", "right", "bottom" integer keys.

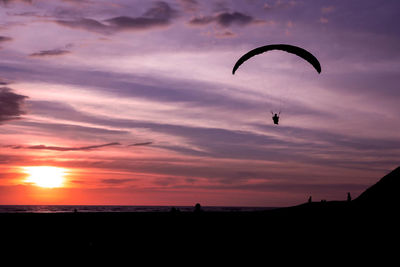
[{"left": 353, "top": 166, "right": 400, "bottom": 208}]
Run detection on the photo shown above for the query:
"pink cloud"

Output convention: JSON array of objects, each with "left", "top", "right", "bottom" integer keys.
[{"left": 321, "top": 6, "right": 335, "bottom": 14}]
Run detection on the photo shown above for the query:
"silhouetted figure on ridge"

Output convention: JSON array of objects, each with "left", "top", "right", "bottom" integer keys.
[
  {"left": 194, "top": 203, "right": 202, "bottom": 213},
  {"left": 308, "top": 196, "right": 312, "bottom": 203},
  {"left": 347, "top": 192, "right": 352, "bottom": 202}
]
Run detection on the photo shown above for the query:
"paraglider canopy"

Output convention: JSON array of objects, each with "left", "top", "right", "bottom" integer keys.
[{"left": 232, "top": 44, "right": 321, "bottom": 75}]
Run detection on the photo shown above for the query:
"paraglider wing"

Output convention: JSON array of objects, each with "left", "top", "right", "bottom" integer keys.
[{"left": 232, "top": 44, "right": 321, "bottom": 74}]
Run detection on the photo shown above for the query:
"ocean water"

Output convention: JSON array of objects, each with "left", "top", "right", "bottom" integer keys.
[{"left": 0, "top": 205, "right": 275, "bottom": 213}]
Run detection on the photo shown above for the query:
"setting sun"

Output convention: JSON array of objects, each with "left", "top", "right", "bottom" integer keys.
[{"left": 22, "top": 166, "right": 67, "bottom": 188}]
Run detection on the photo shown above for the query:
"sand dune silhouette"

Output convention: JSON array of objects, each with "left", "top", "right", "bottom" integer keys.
[{"left": 354, "top": 166, "right": 400, "bottom": 208}]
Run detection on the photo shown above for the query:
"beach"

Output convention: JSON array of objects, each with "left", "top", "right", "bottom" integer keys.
[{"left": 1, "top": 203, "right": 396, "bottom": 258}]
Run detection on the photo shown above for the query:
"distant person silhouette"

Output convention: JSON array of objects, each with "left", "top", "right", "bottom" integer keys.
[
  {"left": 272, "top": 112, "right": 280, "bottom": 125},
  {"left": 170, "top": 207, "right": 180, "bottom": 214},
  {"left": 347, "top": 192, "right": 352, "bottom": 202},
  {"left": 308, "top": 196, "right": 312, "bottom": 203},
  {"left": 194, "top": 203, "right": 202, "bottom": 213}
]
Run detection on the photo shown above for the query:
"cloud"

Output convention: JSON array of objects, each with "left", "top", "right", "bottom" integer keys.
[
  {"left": 320, "top": 5, "right": 334, "bottom": 24},
  {"left": 321, "top": 6, "right": 335, "bottom": 14},
  {"left": 0, "top": 36, "right": 13, "bottom": 43},
  {"left": 215, "top": 30, "right": 236, "bottom": 38},
  {"left": 11, "top": 117, "right": 130, "bottom": 141},
  {"left": 105, "top": 16, "right": 167, "bottom": 31},
  {"left": 178, "top": 0, "right": 199, "bottom": 12},
  {"left": 3, "top": 62, "right": 273, "bottom": 112},
  {"left": 29, "top": 49, "right": 71, "bottom": 57},
  {"left": 189, "top": 11, "right": 257, "bottom": 27},
  {"left": 105, "top": 1, "right": 177, "bottom": 30},
  {"left": 56, "top": 18, "right": 110, "bottom": 33},
  {"left": 101, "top": 179, "right": 135, "bottom": 185},
  {"left": 0, "top": 78, "right": 10, "bottom": 85},
  {"left": 144, "top": 1, "right": 176, "bottom": 19},
  {"left": 201, "top": 29, "right": 237, "bottom": 39},
  {"left": 0, "top": 87, "right": 28, "bottom": 123},
  {"left": 25, "top": 99, "right": 381, "bottom": 170},
  {"left": 188, "top": 15, "right": 215, "bottom": 26},
  {"left": 264, "top": 0, "right": 297, "bottom": 11},
  {"left": 216, "top": 12, "right": 254, "bottom": 27},
  {"left": 56, "top": 1, "right": 177, "bottom": 34},
  {"left": 0, "top": 0, "right": 31, "bottom": 5},
  {"left": 8, "top": 142, "right": 121, "bottom": 151},
  {"left": 320, "top": 17, "right": 329, "bottom": 24},
  {"left": 61, "top": 0, "right": 91, "bottom": 4},
  {"left": 5, "top": 11, "right": 50, "bottom": 18},
  {"left": 128, "top": 142, "right": 153, "bottom": 147}
]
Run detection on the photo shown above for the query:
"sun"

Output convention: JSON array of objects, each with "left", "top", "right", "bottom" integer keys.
[{"left": 22, "top": 166, "right": 67, "bottom": 188}]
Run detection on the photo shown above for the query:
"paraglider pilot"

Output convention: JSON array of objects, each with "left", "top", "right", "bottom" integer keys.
[
  {"left": 232, "top": 44, "right": 321, "bottom": 127},
  {"left": 272, "top": 112, "right": 280, "bottom": 125}
]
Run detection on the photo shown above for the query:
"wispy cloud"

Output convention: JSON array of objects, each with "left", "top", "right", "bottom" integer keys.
[
  {"left": 216, "top": 12, "right": 255, "bottom": 27},
  {"left": 0, "top": 36, "right": 13, "bottom": 43},
  {"left": 0, "top": 87, "right": 27, "bottom": 123},
  {"left": 29, "top": 49, "right": 71, "bottom": 57},
  {"left": 189, "top": 11, "right": 257, "bottom": 27},
  {"left": 56, "top": 18, "right": 109, "bottom": 33},
  {"left": 178, "top": 0, "right": 199, "bottom": 12},
  {"left": 101, "top": 178, "right": 136, "bottom": 185},
  {"left": 214, "top": 30, "right": 236, "bottom": 38},
  {"left": 128, "top": 142, "right": 153, "bottom": 147},
  {"left": 56, "top": 1, "right": 177, "bottom": 34},
  {"left": 264, "top": 0, "right": 297, "bottom": 11},
  {"left": 188, "top": 15, "right": 214, "bottom": 26},
  {"left": 320, "top": 17, "right": 329, "bottom": 24},
  {"left": 61, "top": 0, "right": 92, "bottom": 5},
  {"left": 0, "top": 0, "right": 32, "bottom": 5},
  {"left": 13, "top": 120, "right": 130, "bottom": 137},
  {"left": 7, "top": 142, "right": 121, "bottom": 151},
  {"left": 321, "top": 6, "right": 335, "bottom": 14},
  {"left": 0, "top": 78, "right": 10, "bottom": 85}
]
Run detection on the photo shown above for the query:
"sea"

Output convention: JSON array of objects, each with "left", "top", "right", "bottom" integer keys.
[{"left": 0, "top": 205, "right": 276, "bottom": 213}]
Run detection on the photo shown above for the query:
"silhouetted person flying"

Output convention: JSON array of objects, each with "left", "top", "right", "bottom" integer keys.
[{"left": 272, "top": 112, "right": 280, "bottom": 125}]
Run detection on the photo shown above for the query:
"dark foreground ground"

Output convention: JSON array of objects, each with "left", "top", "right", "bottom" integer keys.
[{"left": 1, "top": 202, "right": 398, "bottom": 261}]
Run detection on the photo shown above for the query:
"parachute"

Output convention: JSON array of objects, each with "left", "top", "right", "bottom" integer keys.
[{"left": 232, "top": 44, "right": 321, "bottom": 75}]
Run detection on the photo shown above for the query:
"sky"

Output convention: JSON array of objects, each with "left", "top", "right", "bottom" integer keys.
[{"left": 1, "top": 0, "right": 400, "bottom": 206}]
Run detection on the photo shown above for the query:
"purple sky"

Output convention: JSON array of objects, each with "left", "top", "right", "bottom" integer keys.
[{"left": 1, "top": 0, "right": 400, "bottom": 206}]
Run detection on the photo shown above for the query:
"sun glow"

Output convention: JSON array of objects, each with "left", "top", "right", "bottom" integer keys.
[{"left": 23, "top": 166, "right": 67, "bottom": 188}]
